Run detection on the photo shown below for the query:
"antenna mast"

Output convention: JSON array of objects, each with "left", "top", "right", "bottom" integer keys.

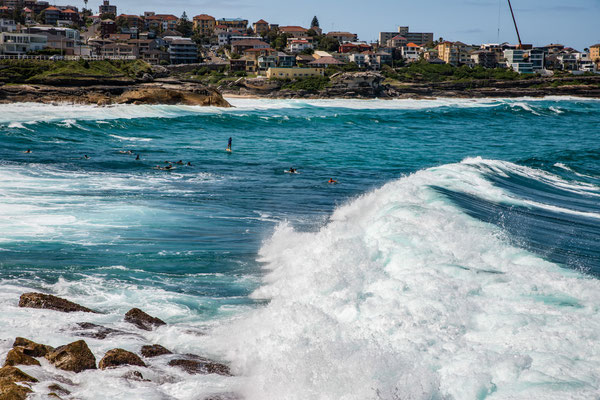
[{"left": 507, "top": 0, "right": 523, "bottom": 48}]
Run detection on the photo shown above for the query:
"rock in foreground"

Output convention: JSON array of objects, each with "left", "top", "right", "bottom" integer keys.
[
  {"left": 0, "top": 366, "right": 37, "bottom": 400},
  {"left": 168, "top": 358, "right": 231, "bottom": 376},
  {"left": 141, "top": 344, "right": 172, "bottom": 358},
  {"left": 4, "top": 348, "right": 40, "bottom": 367},
  {"left": 19, "top": 293, "right": 96, "bottom": 313},
  {"left": 13, "top": 337, "right": 54, "bottom": 358},
  {"left": 45, "top": 340, "right": 97, "bottom": 373},
  {"left": 99, "top": 349, "right": 146, "bottom": 370},
  {"left": 116, "top": 87, "right": 229, "bottom": 107},
  {"left": 124, "top": 308, "right": 166, "bottom": 331}
]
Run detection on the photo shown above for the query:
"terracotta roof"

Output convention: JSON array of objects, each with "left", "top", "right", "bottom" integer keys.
[
  {"left": 45, "top": 6, "right": 60, "bottom": 11},
  {"left": 61, "top": 9, "right": 77, "bottom": 13},
  {"left": 0, "top": 6, "right": 9, "bottom": 10},
  {"left": 215, "top": 25, "right": 227, "bottom": 29},
  {"left": 279, "top": 26, "right": 307, "bottom": 32},
  {"left": 232, "top": 39, "right": 268, "bottom": 46},
  {"left": 119, "top": 14, "right": 142, "bottom": 19},
  {"left": 590, "top": 44, "right": 600, "bottom": 48},
  {"left": 327, "top": 31, "right": 354, "bottom": 36},
  {"left": 254, "top": 19, "right": 268, "bottom": 24},
  {"left": 146, "top": 14, "right": 177, "bottom": 21},
  {"left": 391, "top": 35, "right": 406, "bottom": 41},
  {"left": 406, "top": 42, "right": 419, "bottom": 47},
  {"left": 308, "top": 56, "right": 345, "bottom": 65},
  {"left": 193, "top": 14, "right": 215, "bottom": 20}
]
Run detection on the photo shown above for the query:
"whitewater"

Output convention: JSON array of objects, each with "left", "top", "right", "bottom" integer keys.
[{"left": 0, "top": 97, "right": 599, "bottom": 400}]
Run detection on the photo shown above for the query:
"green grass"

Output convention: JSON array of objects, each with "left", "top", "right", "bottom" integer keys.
[
  {"left": 381, "top": 61, "right": 525, "bottom": 83},
  {"left": 0, "top": 59, "right": 152, "bottom": 84},
  {"left": 279, "top": 76, "right": 330, "bottom": 92}
]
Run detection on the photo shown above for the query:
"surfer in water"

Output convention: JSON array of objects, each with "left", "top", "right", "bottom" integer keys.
[
  {"left": 135, "top": 154, "right": 140, "bottom": 160},
  {"left": 287, "top": 167, "right": 297, "bottom": 174},
  {"left": 24, "top": 149, "right": 31, "bottom": 154},
  {"left": 84, "top": 155, "right": 90, "bottom": 160},
  {"left": 328, "top": 178, "right": 338, "bottom": 184},
  {"left": 227, "top": 137, "right": 232, "bottom": 152}
]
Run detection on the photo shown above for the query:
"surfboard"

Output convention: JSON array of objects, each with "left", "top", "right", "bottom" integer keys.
[{"left": 226, "top": 148, "right": 232, "bottom": 153}]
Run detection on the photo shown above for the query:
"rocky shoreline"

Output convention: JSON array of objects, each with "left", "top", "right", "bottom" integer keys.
[
  {"left": 1, "top": 292, "right": 237, "bottom": 400},
  {"left": 0, "top": 80, "right": 231, "bottom": 107},
  {"left": 220, "top": 72, "right": 600, "bottom": 100}
]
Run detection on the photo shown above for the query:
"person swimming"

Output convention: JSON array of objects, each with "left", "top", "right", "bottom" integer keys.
[
  {"left": 176, "top": 160, "right": 184, "bottom": 165},
  {"left": 328, "top": 178, "right": 338, "bottom": 184},
  {"left": 187, "top": 162, "right": 192, "bottom": 166},
  {"left": 84, "top": 155, "right": 90, "bottom": 160},
  {"left": 135, "top": 154, "right": 140, "bottom": 160},
  {"left": 24, "top": 149, "right": 31, "bottom": 154}
]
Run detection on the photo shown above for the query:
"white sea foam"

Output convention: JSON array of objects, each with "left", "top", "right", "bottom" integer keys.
[{"left": 205, "top": 159, "right": 600, "bottom": 400}]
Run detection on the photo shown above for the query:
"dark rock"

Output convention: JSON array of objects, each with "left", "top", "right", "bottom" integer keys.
[
  {"left": 122, "top": 370, "right": 145, "bottom": 381},
  {"left": 4, "top": 348, "right": 41, "bottom": 367},
  {"left": 0, "top": 366, "right": 38, "bottom": 383},
  {"left": 124, "top": 308, "right": 166, "bottom": 331},
  {"left": 13, "top": 337, "right": 54, "bottom": 357},
  {"left": 140, "top": 344, "right": 172, "bottom": 358},
  {"left": 98, "top": 349, "right": 146, "bottom": 370},
  {"left": 74, "top": 322, "right": 127, "bottom": 340},
  {"left": 168, "top": 358, "right": 231, "bottom": 376},
  {"left": 203, "top": 394, "right": 242, "bottom": 400},
  {"left": 48, "top": 384, "right": 70, "bottom": 395},
  {"left": 19, "top": 292, "right": 97, "bottom": 313},
  {"left": 45, "top": 340, "right": 97, "bottom": 373},
  {"left": 12, "top": 337, "right": 53, "bottom": 358},
  {"left": 48, "top": 393, "right": 62, "bottom": 399}
]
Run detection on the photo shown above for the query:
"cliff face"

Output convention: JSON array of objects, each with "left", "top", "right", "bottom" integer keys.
[
  {"left": 221, "top": 72, "right": 600, "bottom": 99},
  {"left": 0, "top": 81, "right": 231, "bottom": 107}
]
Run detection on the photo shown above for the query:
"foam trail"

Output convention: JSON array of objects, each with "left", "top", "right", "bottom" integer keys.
[{"left": 209, "top": 160, "right": 600, "bottom": 400}]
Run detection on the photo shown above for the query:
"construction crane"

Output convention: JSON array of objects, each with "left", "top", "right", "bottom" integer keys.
[{"left": 507, "top": 0, "right": 523, "bottom": 49}]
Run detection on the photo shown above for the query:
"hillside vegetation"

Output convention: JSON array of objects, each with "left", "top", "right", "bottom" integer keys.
[{"left": 0, "top": 59, "right": 152, "bottom": 84}]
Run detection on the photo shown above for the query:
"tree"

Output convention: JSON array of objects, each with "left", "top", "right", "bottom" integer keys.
[
  {"left": 311, "top": 16, "right": 319, "bottom": 28},
  {"left": 176, "top": 12, "right": 193, "bottom": 37},
  {"left": 317, "top": 36, "right": 339, "bottom": 52}
]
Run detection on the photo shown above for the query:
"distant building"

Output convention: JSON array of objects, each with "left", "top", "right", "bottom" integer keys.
[
  {"left": 288, "top": 38, "right": 312, "bottom": 53},
  {"left": 216, "top": 18, "right": 248, "bottom": 31},
  {"left": 0, "top": 32, "right": 47, "bottom": 54},
  {"left": 401, "top": 43, "right": 420, "bottom": 62},
  {"left": 504, "top": 49, "right": 533, "bottom": 73},
  {"left": 437, "top": 41, "right": 471, "bottom": 66},
  {"left": 266, "top": 67, "right": 324, "bottom": 79},
  {"left": 326, "top": 31, "right": 358, "bottom": 43},
  {"left": 528, "top": 48, "right": 545, "bottom": 71},
  {"left": 470, "top": 50, "right": 497, "bottom": 69},
  {"left": 101, "top": 42, "right": 138, "bottom": 58},
  {"left": 386, "top": 35, "right": 407, "bottom": 48},
  {"left": 348, "top": 53, "right": 366, "bottom": 68},
  {"left": 590, "top": 44, "right": 600, "bottom": 66},
  {"left": 253, "top": 19, "right": 269, "bottom": 35},
  {"left": 276, "top": 52, "right": 295, "bottom": 67},
  {"left": 379, "top": 26, "right": 433, "bottom": 46},
  {"left": 278, "top": 26, "right": 308, "bottom": 37},
  {"left": 145, "top": 14, "right": 178, "bottom": 31},
  {"left": 0, "top": 18, "right": 16, "bottom": 32},
  {"left": 231, "top": 38, "right": 268, "bottom": 54},
  {"left": 118, "top": 14, "right": 144, "bottom": 29},
  {"left": 99, "top": 0, "right": 116, "bottom": 16},
  {"left": 308, "top": 55, "right": 345, "bottom": 68},
  {"left": 166, "top": 37, "right": 198, "bottom": 64},
  {"left": 43, "top": 6, "right": 61, "bottom": 25},
  {"left": 193, "top": 14, "right": 215, "bottom": 36}
]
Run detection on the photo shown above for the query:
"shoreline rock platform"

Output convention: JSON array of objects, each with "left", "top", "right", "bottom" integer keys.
[{"left": 3, "top": 292, "right": 239, "bottom": 400}]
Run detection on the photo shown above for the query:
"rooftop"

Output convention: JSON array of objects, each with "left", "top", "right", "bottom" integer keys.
[
  {"left": 309, "top": 56, "right": 345, "bottom": 65},
  {"left": 193, "top": 14, "right": 215, "bottom": 20}
]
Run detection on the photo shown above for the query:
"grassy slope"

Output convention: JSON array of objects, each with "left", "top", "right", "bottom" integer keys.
[{"left": 0, "top": 59, "right": 152, "bottom": 84}]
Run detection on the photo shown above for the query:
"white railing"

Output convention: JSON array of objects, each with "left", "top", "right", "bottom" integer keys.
[{"left": 0, "top": 54, "right": 138, "bottom": 60}]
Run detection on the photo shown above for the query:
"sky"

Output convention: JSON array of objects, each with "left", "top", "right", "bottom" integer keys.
[{"left": 86, "top": 0, "right": 599, "bottom": 50}]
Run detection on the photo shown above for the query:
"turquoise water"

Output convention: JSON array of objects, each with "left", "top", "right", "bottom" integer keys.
[{"left": 0, "top": 98, "right": 599, "bottom": 399}]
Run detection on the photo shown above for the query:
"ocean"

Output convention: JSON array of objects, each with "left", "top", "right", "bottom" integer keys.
[{"left": 0, "top": 97, "right": 599, "bottom": 399}]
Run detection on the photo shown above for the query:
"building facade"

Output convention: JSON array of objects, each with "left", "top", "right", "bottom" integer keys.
[
  {"left": 0, "top": 32, "right": 47, "bottom": 54},
  {"left": 99, "top": 0, "right": 116, "bottom": 16},
  {"left": 193, "top": 14, "right": 215, "bottom": 36}
]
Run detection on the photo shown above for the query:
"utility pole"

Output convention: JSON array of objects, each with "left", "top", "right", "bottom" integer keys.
[{"left": 507, "top": 0, "right": 523, "bottom": 49}]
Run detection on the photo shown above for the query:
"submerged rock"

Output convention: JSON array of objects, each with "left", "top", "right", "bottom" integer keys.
[
  {"left": 13, "top": 337, "right": 54, "bottom": 358},
  {"left": 19, "top": 293, "right": 97, "bottom": 313},
  {"left": 47, "top": 384, "right": 70, "bottom": 395},
  {"left": 122, "top": 370, "right": 145, "bottom": 381},
  {"left": 124, "top": 308, "right": 166, "bottom": 331},
  {"left": 98, "top": 349, "right": 146, "bottom": 370},
  {"left": 0, "top": 366, "right": 37, "bottom": 400},
  {"left": 74, "top": 322, "right": 128, "bottom": 340},
  {"left": 4, "top": 348, "right": 41, "bottom": 367},
  {"left": 168, "top": 358, "right": 231, "bottom": 376},
  {"left": 140, "top": 344, "right": 172, "bottom": 358},
  {"left": 45, "top": 340, "right": 97, "bottom": 373}
]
